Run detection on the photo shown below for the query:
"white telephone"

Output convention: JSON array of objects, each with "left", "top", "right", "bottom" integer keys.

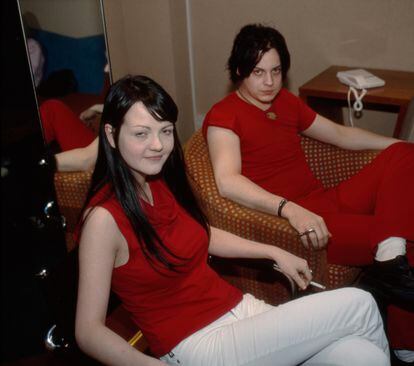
[{"left": 336, "top": 69, "right": 385, "bottom": 89}]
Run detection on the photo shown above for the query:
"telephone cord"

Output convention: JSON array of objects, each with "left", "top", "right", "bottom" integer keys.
[{"left": 347, "top": 86, "right": 367, "bottom": 127}]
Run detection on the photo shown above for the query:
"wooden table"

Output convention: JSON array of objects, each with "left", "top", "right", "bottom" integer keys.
[{"left": 299, "top": 66, "right": 414, "bottom": 137}]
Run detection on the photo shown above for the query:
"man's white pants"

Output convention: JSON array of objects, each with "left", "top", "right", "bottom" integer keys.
[{"left": 161, "top": 288, "right": 389, "bottom": 366}]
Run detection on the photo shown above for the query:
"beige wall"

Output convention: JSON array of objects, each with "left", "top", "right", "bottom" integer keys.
[
  {"left": 191, "top": 0, "right": 414, "bottom": 135},
  {"left": 104, "top": 0, "right": 414, "bottom": 141},
  {"left": 103, "top": 0, "right": 194, "bottom": 142},
  {"left": 19, "top": 0, "right": 103, "bottom": 37}
]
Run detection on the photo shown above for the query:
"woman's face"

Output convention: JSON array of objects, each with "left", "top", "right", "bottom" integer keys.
[
  {"left": 105, "top": 102, "right": 174, "bottom": 185},
  {"left": 239, "top": 48, "right": 283, "bottom": 110}
]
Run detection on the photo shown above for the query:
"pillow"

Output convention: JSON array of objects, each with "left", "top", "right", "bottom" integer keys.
[{"left": 33, "top": 29, "right": 106, "bottom": 94}]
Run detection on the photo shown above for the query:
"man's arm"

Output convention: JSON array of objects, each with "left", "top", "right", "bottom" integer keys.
[
  {"left": 303, "top": 114, "right": 400, "bottom": 150},
  {"left": 55, "top": 137, "right": 98, "bottom": 172},
  {"left": 80, "top": 104, "right": 104, "bottom": 124},
  {"left": 207, "top": 126, "right": 281, "bottom": 214},
  {"left": 207, "top": 126, "right": 330, "bottom": 249}
]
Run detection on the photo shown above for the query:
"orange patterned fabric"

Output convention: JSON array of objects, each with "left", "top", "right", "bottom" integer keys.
[
  {"left": 54, "top": 171, "right": 92, "bottom": 251},
  {"left": 184, "top": 130, "right": 379, "bottom": 304}
]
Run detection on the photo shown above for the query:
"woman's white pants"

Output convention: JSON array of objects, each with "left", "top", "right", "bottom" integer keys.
[{"left": 160, "top": 288, "right": 389, "bottom": 366}]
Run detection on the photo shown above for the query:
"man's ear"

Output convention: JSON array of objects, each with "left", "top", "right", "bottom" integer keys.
[{"left": 104, "top": 124, "right": 116, "bottom": 148}]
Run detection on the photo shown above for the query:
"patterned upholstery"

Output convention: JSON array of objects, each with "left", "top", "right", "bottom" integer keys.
[
  {"left": 184, "top": 129, "right": 379, "bottom": 305},
  {"left": 54, "top": 170, "right": 92, "bottom": 252}
]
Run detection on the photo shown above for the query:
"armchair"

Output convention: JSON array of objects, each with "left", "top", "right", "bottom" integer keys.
[{"left": 184, "top": 129, "right": 379, "bottom": 305}]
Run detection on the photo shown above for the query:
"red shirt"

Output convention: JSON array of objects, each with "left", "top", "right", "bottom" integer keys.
[
  {"left": 202, "top": 89, "right": 323, "bottom": 200},
  {"left": 90, "top": 179, "right": 242, "bottom": 357}
]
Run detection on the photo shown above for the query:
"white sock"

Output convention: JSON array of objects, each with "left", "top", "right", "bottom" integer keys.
[
  {"left": 394, "top": 349, "right": 414, "bottom": 363},
  {"left": 375, "top": 237, "right": 406, "bottom": 262}
]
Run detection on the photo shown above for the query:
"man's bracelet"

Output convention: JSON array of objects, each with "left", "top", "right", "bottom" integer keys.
[{"left": 277, "top": 198, "right": 289, "bottom": 217}]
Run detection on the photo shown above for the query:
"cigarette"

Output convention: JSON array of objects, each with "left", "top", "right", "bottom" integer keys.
[
  {"left": 309, "top": 281, "right": 326, "bottom": 290},
  {"left": 273, "top": 263, "right": 326, "bottom": 290}
]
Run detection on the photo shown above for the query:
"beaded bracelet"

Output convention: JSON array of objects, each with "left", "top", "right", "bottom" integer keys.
[{"left": 277, "top": 198, "right": 289, "bottom": 217}]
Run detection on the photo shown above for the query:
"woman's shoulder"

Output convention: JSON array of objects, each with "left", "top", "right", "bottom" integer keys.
[
  {"left": 82, "top": 205, "right": 118, "bottom": 233},
  {"left": 86, "top": 184, "right": 127, "bottom": 229},
  {"left": 80, "top": 205, "right": 122, "bottom": 255}
]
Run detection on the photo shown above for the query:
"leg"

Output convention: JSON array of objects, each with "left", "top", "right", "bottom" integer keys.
[
  {"left": 388, "top": 304, "right": 414, "bottom": 350},
  {"left": 297, "top": 191, "right": 376, "bottom": 265},
  {"left": 335, "top": 142, "right": 414, "bottom": 248},
  {"left": 298, "top": 146, "right": 414, "bottom": 352},
  {"left": 39, "top": 99, "right": 96, "bottom": 151},
  {"left": 299, "top": 142, "right": 414, "bottom": 257},
  {"left": 303, "top": 337, "right": 389, "bottom": 366},
  {"left": 163, "top": 289, "right": 389, "bottom": 366},
  {"left": 322, "top": 212, "right": 375, "bottom": 265}
]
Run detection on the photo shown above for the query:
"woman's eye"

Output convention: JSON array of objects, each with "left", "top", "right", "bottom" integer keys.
[
  {"left": 163, "top": 129, "right": 174, "bottom": 135},
  {"left": 135, "top": 132, "right": 147, "bottom": 138},
  {"left": 253, "top": 69, "right": 263, "bottom": 76}
]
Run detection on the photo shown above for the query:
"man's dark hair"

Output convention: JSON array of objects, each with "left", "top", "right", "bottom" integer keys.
[{"left": 227, "top": 24, "right": 291, "bottom": 83}]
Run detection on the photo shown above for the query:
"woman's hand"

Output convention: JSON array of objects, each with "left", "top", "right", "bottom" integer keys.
[
  {"left": 272, "top": 249, "right": 312, "bottom": 290},
  {"left": 282, "top": 202, "right": 331, "bottom": 249}
]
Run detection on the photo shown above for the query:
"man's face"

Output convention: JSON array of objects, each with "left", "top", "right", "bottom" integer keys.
[{"left": 239, "top": 48, "right": 282, "bottom": 110}]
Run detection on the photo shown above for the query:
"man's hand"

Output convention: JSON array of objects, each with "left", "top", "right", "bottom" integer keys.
[
  {"left": 79, "top": 108, "right": 99, "bottom": 126},
  {"left": 283, "top": 202, "right": 331, "bottom": 249}
]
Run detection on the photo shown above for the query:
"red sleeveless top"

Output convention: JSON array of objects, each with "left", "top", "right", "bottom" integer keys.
[{"left": 90, "top": 179, "right": 242, "bottom": 357}]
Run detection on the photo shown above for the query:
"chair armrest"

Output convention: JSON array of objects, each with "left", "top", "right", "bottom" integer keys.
[
  {"left": 185, "top": 131, "right": 327, "bottom": 285},
  {"left": 187, "top": 173, "right": 326, "bottom": 285},
  {"left": 301, "top": 137, "right": 379, "bottom": 188},
  {"left": 54, "top": 171, "right": 92, "bottom": 251}
]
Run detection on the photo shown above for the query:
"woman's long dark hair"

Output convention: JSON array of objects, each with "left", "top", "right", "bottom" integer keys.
[{"left": 83, "top": 75, "right": 209, "bottom": 270}]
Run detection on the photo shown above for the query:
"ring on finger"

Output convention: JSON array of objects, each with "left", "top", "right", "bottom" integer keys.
[{"left": 299, "top": 228, "right": 316, "bottom": 237}]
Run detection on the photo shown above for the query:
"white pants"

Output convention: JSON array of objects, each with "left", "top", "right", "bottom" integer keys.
[{"left": 160, "top": 288, "right": 389, "bottom": 366}]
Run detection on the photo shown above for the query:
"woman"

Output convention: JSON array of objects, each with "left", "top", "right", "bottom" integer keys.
[{"left": 75, "top": 75, "right": 389, "bottom": 365}]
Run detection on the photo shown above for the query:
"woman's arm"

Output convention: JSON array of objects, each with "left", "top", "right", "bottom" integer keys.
[
  {"left": 55, "top": 137, "right": 99, "bottom": 172},
  {"left": 208, "top": 226, "right": 312, "bottom": 290},
  {"left": 303, "top": 114, "right": 400, "bottom": 150},
  {"left": 207, "top": 126, "right": 330, "bottom": 249},
  {"left": 76, "top": 207, "right": 165, "bottom": 366}
]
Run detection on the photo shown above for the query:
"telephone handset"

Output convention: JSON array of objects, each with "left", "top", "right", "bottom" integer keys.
[{"left": 336, "top": 69, "right": 385, "bottom": 89}]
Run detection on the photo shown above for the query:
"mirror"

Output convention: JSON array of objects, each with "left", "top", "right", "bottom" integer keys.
[{"left": 17, "top": 0, "right": 111, "bottom": 151}]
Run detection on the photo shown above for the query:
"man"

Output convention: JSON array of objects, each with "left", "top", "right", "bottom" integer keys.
[{"left": 202, "top": 23, "right": 414, "bottom": 363}]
